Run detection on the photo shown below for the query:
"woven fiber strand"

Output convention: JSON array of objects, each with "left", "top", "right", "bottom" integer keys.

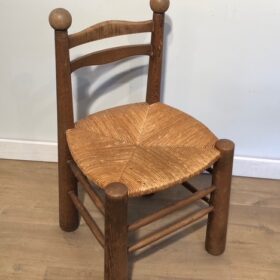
[{"left": 66, "top": 102, "right": 220, "bottom": 197}]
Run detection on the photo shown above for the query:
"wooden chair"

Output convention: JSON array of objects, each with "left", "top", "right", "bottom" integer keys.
[{"left": 49, "top": 1, "right": 234, "bottom": 279}]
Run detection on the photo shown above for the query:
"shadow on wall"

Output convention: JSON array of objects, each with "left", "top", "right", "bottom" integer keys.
[
  {"left": 72, "top": 14, "right": 172, "bottom": 121},
  {"left": 73, "top": 62, "right": 147, "bottom": 120}
]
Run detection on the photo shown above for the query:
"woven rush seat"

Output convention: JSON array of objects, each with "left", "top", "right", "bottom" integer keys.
[{"left": 67, "top": 102, "right": 220, "bottom": 197}]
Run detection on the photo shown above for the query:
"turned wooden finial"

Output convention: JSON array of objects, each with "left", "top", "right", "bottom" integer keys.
[
  {"left": 150, "top": 0, "right": 170, "bottom": 13},
  {"left": 49, "top": 8, "right": 72, "bottom": 30}
]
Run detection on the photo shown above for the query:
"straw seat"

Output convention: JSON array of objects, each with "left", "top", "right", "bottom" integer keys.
[{"left": 66, "top": 102, "right": 220, "bottom": 197}]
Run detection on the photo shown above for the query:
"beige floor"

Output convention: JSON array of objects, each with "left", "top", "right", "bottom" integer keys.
[{"left": 0, "top": 159, "right": 279, "bottom": 280}]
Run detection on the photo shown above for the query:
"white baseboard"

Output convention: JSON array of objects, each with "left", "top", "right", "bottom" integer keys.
[
  {"left": 0, "top": 139, "right": 58, "bottom": 162},
  {"left": 233, "top": 156, "right": 280, "bottom": 180},
  {"left": 0, "top": 139, "right": 279, "bottom": 180}
]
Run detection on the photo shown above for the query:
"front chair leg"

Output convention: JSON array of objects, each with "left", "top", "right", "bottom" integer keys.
[
  {"left": 105, "top": 183, "right": 128, "bottom": 280},
  {"left": 205, "top": 139, "right": 234, "bottom": 255}
]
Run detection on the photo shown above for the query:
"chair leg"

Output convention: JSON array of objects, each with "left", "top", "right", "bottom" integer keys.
[
  {"left": 58, "top": 157, "right": 79, "bottom": 232},
  {"left": 105, "top": 183, "right": 128, "bottom": 280},
  {"left": 205, "top": 139, "right": 234, "bottom": 255}
]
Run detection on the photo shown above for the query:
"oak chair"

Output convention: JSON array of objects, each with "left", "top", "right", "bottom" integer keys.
[{"left": 49, "top": 0, "right": 234, "bottom": 279}]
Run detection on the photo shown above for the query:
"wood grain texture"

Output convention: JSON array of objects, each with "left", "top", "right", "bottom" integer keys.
[
  {"left": 104, "top": 183, "right": 128, "bottom": 280},
  {"left": 66, "top": 102, "right": 220, "bottom": 197},
  {"left": 69, "top": 20, "right": 153, "bottom": 48},
  {"left": 68, "top": 191, "right": 104, "bottom": 248},
  {"left": 128, "top": 206, "right": 214, "bottom": 253},
  {"left": 70, "top": 44, "right": 152, "bottom": 72},
  {"left": 146, "top": 13, "right": 165, "bottom": 103},
  {"left": 49, "top": 8, "right": 72, "bottom": 31},
  {"left": 182, "top": 181, "right": 210, "bottom": 204},
  {"left": 68, "top": 160, "right": 105, "bottom": 215},
  {"left": 206, "top": 140, "right": 234, "bottom": 255},
  {"left": 128, "top": 185, "right": 215, "bottom": 231},
  {"left": 54, "top": 30, "right": 79, "bottom": 231},
  {"left": 0, "top": 160, "right": 279, "bottom": 280},
  {"left": 150, "top": 0, "right": 170, "bottom": 14}
]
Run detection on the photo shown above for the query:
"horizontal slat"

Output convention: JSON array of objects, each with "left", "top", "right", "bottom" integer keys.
[
  {"left": 182, "top": 182, "right": 210, "bottom": 204},
  {"left": 128, "top": 185, "right": 215, "bottom": 232},
  {"left": 69, "top": 20, "right": 153, "bottom": 48},
  {"left": 128, "top": 206, "right": 214, "bottom": 253},
  {"left": 68, "top": 160, "right": 105, "bottom": 215},
  {"left": 69, "top": 191, "right": 105, "bottom": 248},
  {"left": 71, "top": 44, "right": 152, "bottom": 72}
]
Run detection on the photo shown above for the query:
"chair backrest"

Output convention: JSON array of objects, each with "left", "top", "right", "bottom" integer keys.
[{"left": 49, "top": 0, "right": 169, "bottom": 166}]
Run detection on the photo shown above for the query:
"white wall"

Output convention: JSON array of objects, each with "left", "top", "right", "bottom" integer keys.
[
  {"left": 165, "top": 0, "right": 280, "bottom": 160},
  {"left": 0, "top": 0, "right": 280, "bottom": 178}
]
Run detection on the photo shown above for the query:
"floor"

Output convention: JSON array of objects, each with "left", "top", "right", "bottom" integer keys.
[{"left": 0, "top": 159, "right": 279, "bottom": 280}]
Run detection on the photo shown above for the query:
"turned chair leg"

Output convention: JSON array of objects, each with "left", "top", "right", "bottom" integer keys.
[
  {"left": 58, "top": 156, "right": 79, "bottom": 232},
  {"left": 105, "top": 183, "right": 128, "bottom": 280},
  {"left": 205, "top": 139, "right": 234, "bottom": 255}
]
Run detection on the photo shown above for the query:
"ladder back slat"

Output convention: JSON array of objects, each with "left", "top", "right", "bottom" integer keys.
[
  {"left": 70, "top": 44, "right": 152, "bottom": 72},
  {"left": 69, "top": 20, "right": 154, "bottom": 48}
]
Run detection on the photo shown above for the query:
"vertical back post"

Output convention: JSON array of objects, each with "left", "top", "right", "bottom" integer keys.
[
  {"left": 49, "top": 9, "right": 79, "bottom": 231},
  {"left": 146, "top": 0, "right": 170, "bottom": 104}
]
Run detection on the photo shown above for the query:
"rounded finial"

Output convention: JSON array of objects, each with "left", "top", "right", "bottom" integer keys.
[
  {"left": 150, "top": 0, "right": 170, "bottom": 13},
  {"left": 49, "top": 8, "right": 72, "bottom": 30}
]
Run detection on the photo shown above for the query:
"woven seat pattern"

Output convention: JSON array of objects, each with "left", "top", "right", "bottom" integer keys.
[{"left": 66, "top": 102, "right": 220, "bottom": 197}]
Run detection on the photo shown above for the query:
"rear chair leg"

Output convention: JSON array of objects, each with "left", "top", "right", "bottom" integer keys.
[
  {"left": 205, "top": 139, "right": 234, "bottom": 255},
  {"left": 58, "top": 156, "right": 79, "bottom": 232},
  {"left": 105, "top": 183, "right": 128, "bottom": 280}
]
